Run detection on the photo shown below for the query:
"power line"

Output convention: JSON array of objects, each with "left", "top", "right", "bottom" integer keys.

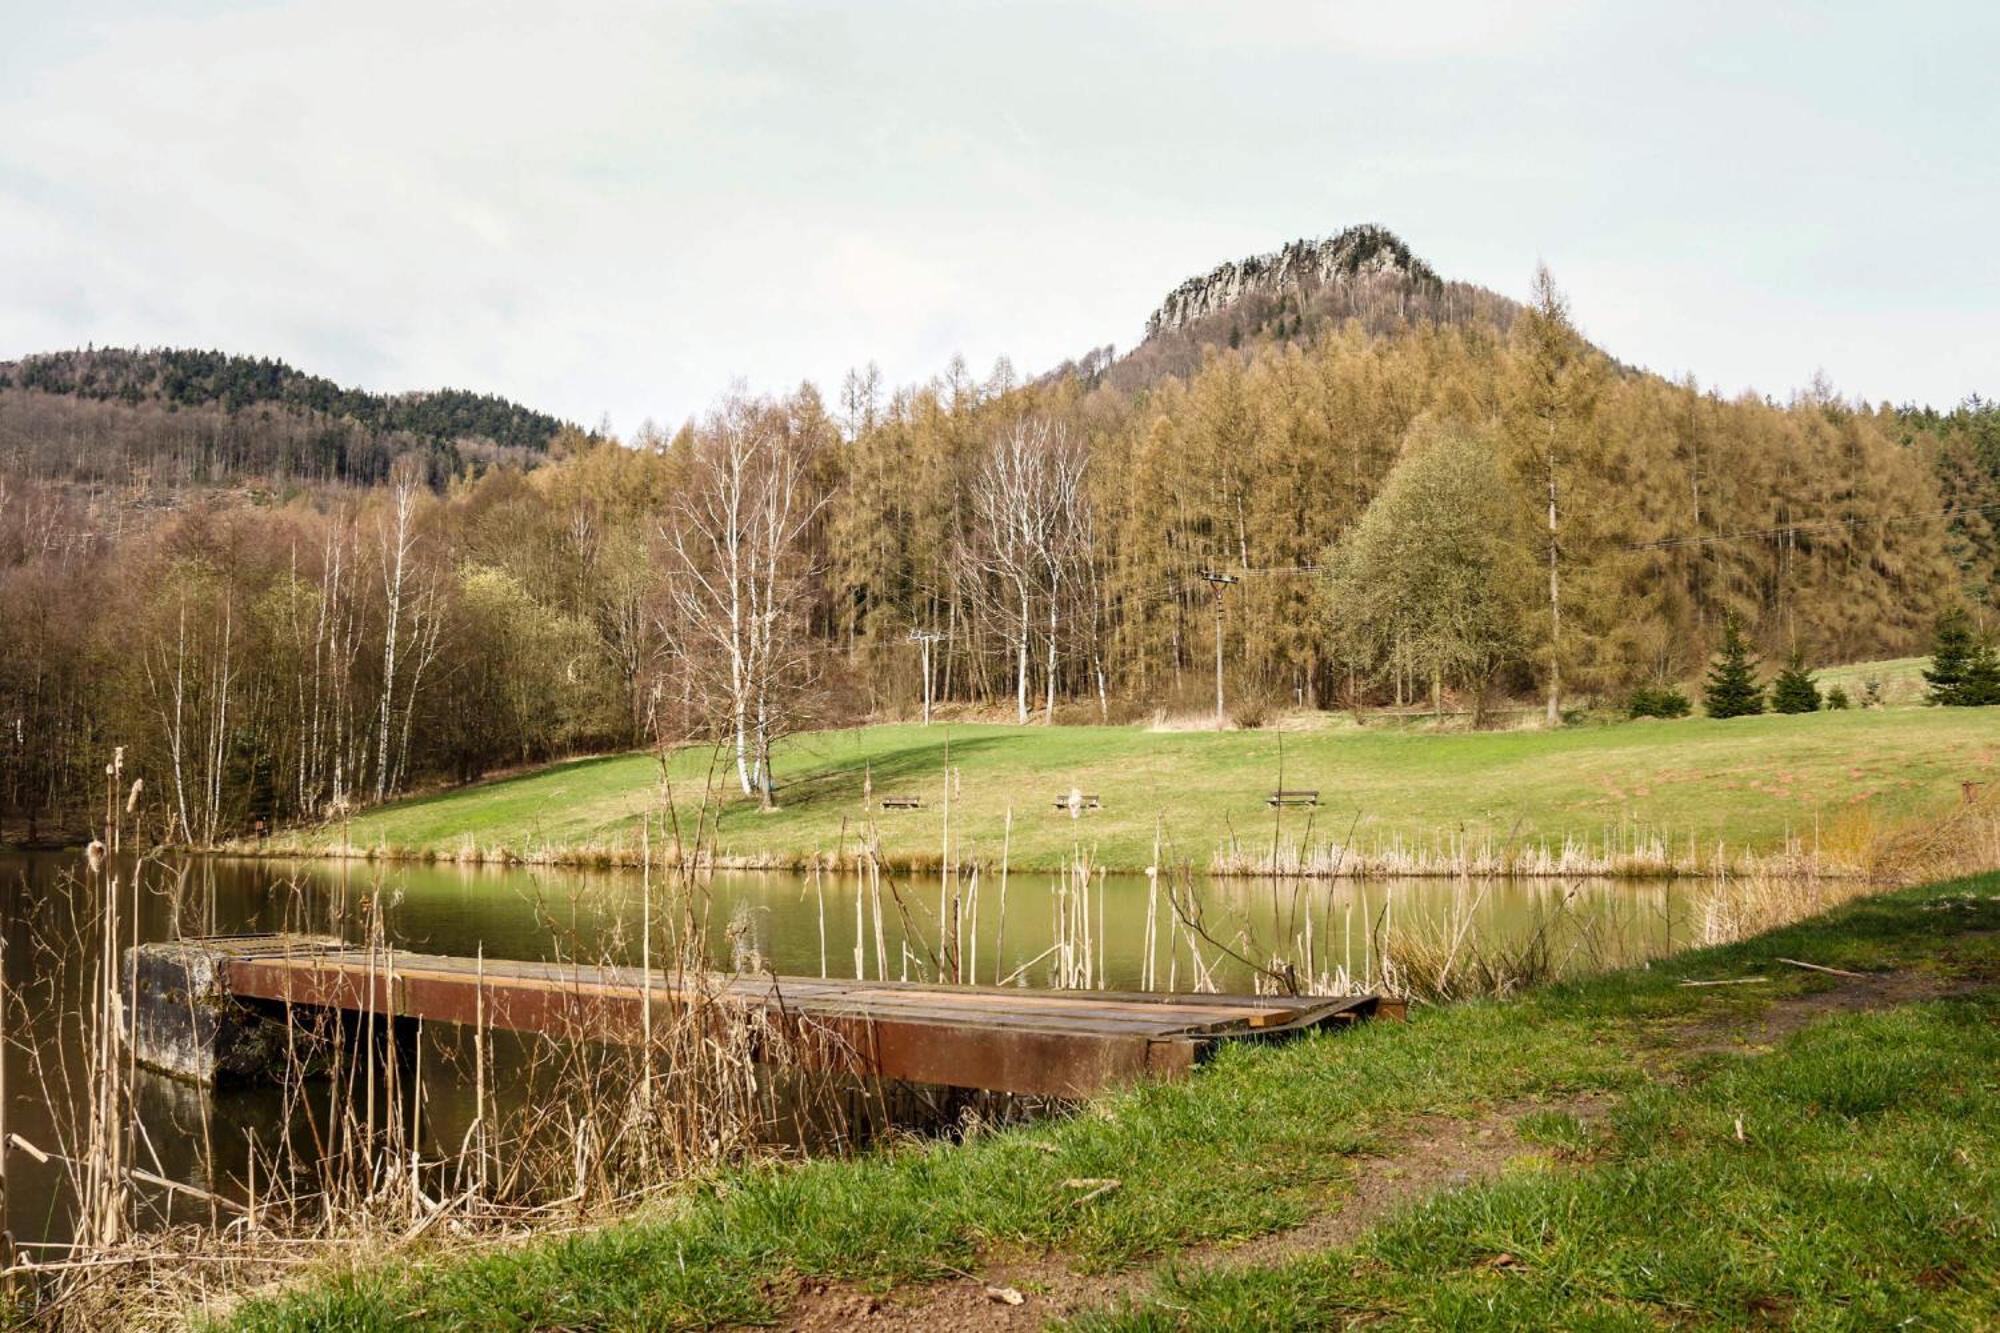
[
  {"left": 987, "top": 496, "right": 2000, "bottom": 629},
  {"left": 1140, "top": 498, "right": 2000, "bottom": 581},
  {"left": 1618, "top": 500, "right": 2000, "bottom": 553}
]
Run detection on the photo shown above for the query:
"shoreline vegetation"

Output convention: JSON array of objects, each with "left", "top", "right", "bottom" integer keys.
[
  {"left": 216, "top": 870, "right": 2000, "bottom": 1330},
  {"left": 11, "top": 777, "right": 1996, "bottom": 1326},
  {"left": 208, "top": 705, "right": 1999, "bottom": 878}
]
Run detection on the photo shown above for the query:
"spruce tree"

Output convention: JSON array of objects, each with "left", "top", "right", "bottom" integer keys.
[
  {"left": 1925, "top": 609, "right": 1977, "bottom": 705},
  {"left": 1962, "top": 638, "right": 2000, "bottom": 707},
  {"left": 1770, "top": 644, "right": 1821, "bottom": 714},
  {"left": 1703, "top": 614, "right": 1765, "bottom": 718}
]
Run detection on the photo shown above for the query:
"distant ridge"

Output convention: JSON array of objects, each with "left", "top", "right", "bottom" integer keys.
[
  {"left": 0, "top": 346, "right": 584, "bottom": 491},
  {"left": 0, "top": 346, "right": 574, "bottom": 451}
]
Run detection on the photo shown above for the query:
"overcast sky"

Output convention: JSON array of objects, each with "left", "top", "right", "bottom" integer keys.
[{"left": 3, "top": 1, "right": 1994, "bottom": 434}]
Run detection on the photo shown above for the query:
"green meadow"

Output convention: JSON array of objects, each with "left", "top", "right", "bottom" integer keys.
[{"left": 250, "top": 701, "right": 2000, "bottom": 872}]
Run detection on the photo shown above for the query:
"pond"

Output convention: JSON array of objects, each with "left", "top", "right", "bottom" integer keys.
[{"left": 0, "top": 850, "right": 1717, "bottom": 1246}]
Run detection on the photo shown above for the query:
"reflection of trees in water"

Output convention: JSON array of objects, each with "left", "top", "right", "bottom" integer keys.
[{"left": 83, "top": 852, "right": 1717, "bottom": 995}]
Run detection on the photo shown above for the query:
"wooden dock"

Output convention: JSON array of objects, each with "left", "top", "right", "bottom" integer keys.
[{"left": 130, "top": 934, "right": 1401, "bottom": 1097}]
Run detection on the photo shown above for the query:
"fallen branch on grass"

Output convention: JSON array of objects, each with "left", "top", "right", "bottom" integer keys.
[{"left": 1775, "top": 957, "right": 1870, "bottom": 979}]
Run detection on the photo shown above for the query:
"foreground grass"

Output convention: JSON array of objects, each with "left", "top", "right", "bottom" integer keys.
[
  {"left": 228, "top": 874, "right": 1999, "bottom": 1330},
  {"left": 247, "top": 704, "right": 2000, "bottom": 871},
  {"left": 1082, "top": 995, "right": 1997, "bottom": 1329}
]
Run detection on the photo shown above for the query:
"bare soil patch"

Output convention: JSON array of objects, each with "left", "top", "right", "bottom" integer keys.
[
  {"left": 779, "top": 1100, "right": 1571, "bottom": 1331},
  {"left": 1674, "top": 964, "right": 1976, "bottom": 1060}
]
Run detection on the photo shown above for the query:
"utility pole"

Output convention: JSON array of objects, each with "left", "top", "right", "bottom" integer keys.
[
  {"left": 908, "top": 630, "right": 943, "bottom": 725},
  {"left": 1199, "top": 570, "right": 1239, "bottom": 726}
]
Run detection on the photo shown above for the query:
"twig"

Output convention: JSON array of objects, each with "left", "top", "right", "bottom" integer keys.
[
  {"left": 1775, "top": 957, "right": 1869, "bottom": 979},
  {"left": 1678, "top": 977, "right": 1768, "bottom": 987},
  {"left": 6, "top": 1133, "right": 50, "bottom": 1164},
  {"left": 996, "top": 944, "right": 1061, "bottom": 988},
  {"left": 128, "top": 1167, "right": 249, "bottom": 1216},
  {"left": 1061, "top": 1177, "right": 1121, "bottom": 1205}
]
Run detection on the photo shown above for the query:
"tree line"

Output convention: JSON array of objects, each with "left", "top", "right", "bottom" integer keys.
[
  {"left": 3, "top": 347, "right": 575, "bottom": 449},
  {"left": 0, "top": 347, "right": 583, "bottom": 490},
  {"left": 1, "top": 274, "right": 1993, "bottom": 841}
]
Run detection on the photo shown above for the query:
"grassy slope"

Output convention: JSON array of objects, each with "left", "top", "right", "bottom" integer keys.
[
  {"left": 228, "top": 875, "right": 1999, "bottom": 1330},
  {"left": 255, "top": 704, "right": 2000, "bottom": 871},
  {"left": 1815, "top": 654, "right": 1929, "bottom": 706}
]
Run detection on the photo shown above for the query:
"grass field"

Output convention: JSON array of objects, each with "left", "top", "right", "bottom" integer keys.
[
  {"left": 248, "top": 701, "right": 2000, "bottom": 873},
  {"left": 1813, "top": 655, "right": 1930, "bottom": 706},
  {"left": 224, "top": 874, "right": 2000, "bottom": 1330}
]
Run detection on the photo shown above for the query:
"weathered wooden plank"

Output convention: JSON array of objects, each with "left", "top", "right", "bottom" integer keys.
[{"left": 147, "top": 934, "right": 1393, "bottom": 1097}]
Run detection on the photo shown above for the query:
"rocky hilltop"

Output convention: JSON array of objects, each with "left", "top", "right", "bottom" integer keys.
[{"left": 1144, "top": 224, "right": 1440, "bottom": 338}]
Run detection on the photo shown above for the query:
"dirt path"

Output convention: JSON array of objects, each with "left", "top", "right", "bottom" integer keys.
[
  {"left": 778, "top": 972, "right": 1945, "bottom": 1332},
  {"left": 783, "top": 1106, "right": 1544, "bottom": 1332}
]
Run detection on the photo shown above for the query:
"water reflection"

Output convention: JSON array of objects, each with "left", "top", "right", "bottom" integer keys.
[
  {"left": 159, "top": 855, "right": 1697, "bottom": 991},
  {"left": 0, "top": 850, "right": 1705, "bottom": 1245}
]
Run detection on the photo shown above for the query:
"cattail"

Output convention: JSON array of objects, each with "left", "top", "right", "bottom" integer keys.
[{"left": 126, "top": 778, "right": 143, "bottom": 812}]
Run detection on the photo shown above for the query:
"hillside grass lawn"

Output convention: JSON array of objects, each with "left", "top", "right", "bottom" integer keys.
[
  {"left": 249, "top": 701, "right": 2000, "bottom": 872},
  {"left": 226, "top": 873, "right": 2000, "bottom": 1330}
]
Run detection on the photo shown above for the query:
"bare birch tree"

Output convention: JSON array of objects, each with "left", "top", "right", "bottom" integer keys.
[
  {"left": 141, "top": 575, "right": 237, "bottom": 844},
  {"left": 662, "top": 392, "right": 828, "bottom": 806},
  {"left": 1034, "top": 431, "right": 1090, "bottom": 723},
  {"left": 372, "top": 461, "right": 425, "bottom": 802},
  {"left": 970, "top": 423, "right": 1043, "bottom": 724},
  {"left": 969, "top": 418, "right": 1091, "bottom": 723}
]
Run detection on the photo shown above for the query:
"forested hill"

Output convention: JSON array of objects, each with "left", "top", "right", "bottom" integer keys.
[
  {"left": 0, "top": 346, "right": 583, "bottom": 489},
  {"left": 5, "top": 223, "right": 1999, "bottom": 843}
]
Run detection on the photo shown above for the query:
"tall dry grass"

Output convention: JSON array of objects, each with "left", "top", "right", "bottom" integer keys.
[
  {"left": 11, "top": 766, "right": 1998, "bottom": 1325},
  {"left": 0, "top": 777, "right": 873, "bottom": 1329},
  {"left": 1371, "top": 790, "right": 2000, "bottom": 1003}
]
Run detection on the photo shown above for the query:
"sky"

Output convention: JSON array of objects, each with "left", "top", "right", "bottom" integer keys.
[{"left": 2, "top": 0, "right": 1995, "bottom": 435}]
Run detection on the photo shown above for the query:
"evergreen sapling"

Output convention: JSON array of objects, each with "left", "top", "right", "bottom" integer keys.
[
  {"left": 1703, "top": 614, "right": 1764, "bottom": 718},
  {"left": 1962, "top": 637, "right": 2000, "bottom": 707},
  {"left": 1770, "top": 645, "right": 1822, "bottom": 714},
  {"left": 1925, "top": 609, "right": 1977, "bottom": 705}
]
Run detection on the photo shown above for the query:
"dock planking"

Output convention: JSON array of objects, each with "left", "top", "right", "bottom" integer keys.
[{"left": 135, "top": 934, "right": 1400, "bottom": 1098}]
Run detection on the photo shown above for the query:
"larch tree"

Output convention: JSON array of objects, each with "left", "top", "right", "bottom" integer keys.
[{"left": 1504, "top": 266, "right": 1602, "bottom": 726}]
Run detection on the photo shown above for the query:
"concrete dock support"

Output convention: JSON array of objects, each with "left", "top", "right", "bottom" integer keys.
[{"left": 125, "top": 936, "right": 349, "bottom": 1085}]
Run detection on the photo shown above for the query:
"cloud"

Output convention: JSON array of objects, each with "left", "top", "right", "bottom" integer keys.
[{"left": 1, "top": 1, "right": 1992, "bottom": 431}]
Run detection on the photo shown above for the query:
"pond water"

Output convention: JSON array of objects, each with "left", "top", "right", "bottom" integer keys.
[{"left": 0, "top": 850, "right": 1714, "bottom": 1246}]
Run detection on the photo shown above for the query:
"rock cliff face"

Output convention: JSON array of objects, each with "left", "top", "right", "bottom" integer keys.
[{"left": 1144, "top": 224, "right": 1439, "bottom": 338}]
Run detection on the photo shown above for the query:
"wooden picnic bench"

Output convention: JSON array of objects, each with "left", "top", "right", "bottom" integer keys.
[
  {"left": 879, "top": 795, "right": 922, "bottom": 810},
  {"left": 1266, "top": 790, "right": 1320, "bottom": 808},
  {"left": 1051, "top": 793, "right": 1103, "bottom": 811}
]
